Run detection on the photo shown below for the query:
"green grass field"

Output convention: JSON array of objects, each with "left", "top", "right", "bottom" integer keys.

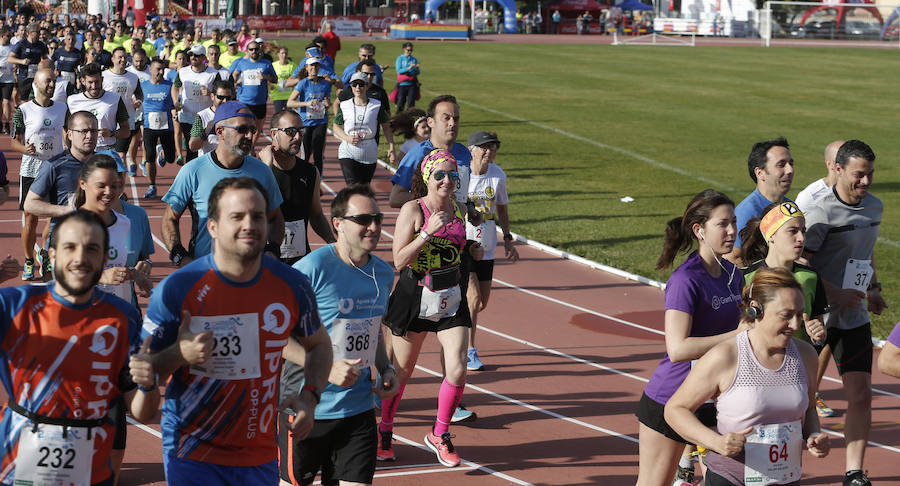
[{"left": 280, "top": 39, "right": 900, "bottom": 337}]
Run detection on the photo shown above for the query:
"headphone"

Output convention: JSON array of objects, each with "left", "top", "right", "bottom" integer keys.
[
  {"left": 745, "top": 283, "right": 764, "bottom": 320},
  {"left": 698, "top": 228, "right": 705, "bottom": 240}
]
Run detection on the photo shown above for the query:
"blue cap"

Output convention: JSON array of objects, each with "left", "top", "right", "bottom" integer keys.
[
  {"left": 305, "top": 46, "right": 323, "bottom": 59},
  {"left": 97, "top": 149, "right": 126, "bottom": 173},
  {"left": 208, "top": 101, "right": 256, "bottom": 136}
]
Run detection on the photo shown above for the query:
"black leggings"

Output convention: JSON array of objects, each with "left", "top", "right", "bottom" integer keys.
[
  {"left": 396, "top": 84, "right": 418, "bottom": 111},
  {"left": 144, "top": 129, "right": 176, "bottom": 183},
  {"left": 339, "top": 158, "right": 377, "bottom": 185},
  {"left": 179, "top": 121, "right": 197, "bottom": 163},
  {"left": 272, "top": 99, "right": 288, "bottom": 114},
  {"left": 303, "top": 123, "right": 327, "bottom": 177}
]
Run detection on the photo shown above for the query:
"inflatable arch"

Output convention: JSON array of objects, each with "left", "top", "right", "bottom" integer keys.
[{"left": 424, "top": 0, "right": 519, "bottom": 33}]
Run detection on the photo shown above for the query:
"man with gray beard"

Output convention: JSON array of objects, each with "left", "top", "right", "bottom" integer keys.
[
  {"left": 161, "top": 101, "right": 285, "bottom": 266},
  {"left": 257, "top": 109, "right": 334, "bottom": 266}
]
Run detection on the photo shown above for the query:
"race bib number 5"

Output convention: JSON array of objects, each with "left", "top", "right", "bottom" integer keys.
[
  {"left": 16, "top": 423, "right": 93, "bottom": 486},
  {"left": 189, "top": 313, "right": 261, "bottom": 380},
  {"left": 744, "top": 420, "right": 802, "bottom": 485}
]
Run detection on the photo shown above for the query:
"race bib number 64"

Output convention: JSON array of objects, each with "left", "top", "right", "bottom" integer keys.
[{"left": 744, "top": 420, "right": 802, "bottom": 485}]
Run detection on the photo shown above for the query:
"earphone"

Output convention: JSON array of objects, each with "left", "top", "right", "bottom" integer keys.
[
  {"left": 745, "top": 283, "right": 764, "bottom": 320},
  {"left": 698, "top": 228, "right": 705, "bottom": 240}
]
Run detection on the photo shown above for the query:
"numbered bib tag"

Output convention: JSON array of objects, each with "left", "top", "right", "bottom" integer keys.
[
  {"left": 466, "top": 219, "right": 497, "bottom": 251},
  {"left": 454, "top": 165, "right": 470, "bottom": 204},
  {"left": 277, "top": 79, "right": 290, "bottom": 93},
  {"left": 307, "top": 100, "right": 325, "bottom": 120},
  {"left": 744, "top": 420, "right": 802, "bottom": 486},
  {"left": 842, "top": 259, "right": 873, "bottom": 292},
  {"left": 147, "top": 112, "right": 169, "bottom": 130},
  {"left": 16, "top": 423, "right": 93, "bottom": 486},
  {"left": 189, "top": 81, "right": 203, "bottom": 100},
  {"left": 331, "top": 316, "right": 380, "bottom": 369},
  {"left": 244, "top": 69, "right": 262, "bottom": 86},
  {"left": 280, "top": 219, "right": 307, "bottom": 259},
  {"left": 419, "top": 285, "right": 461, "bottom": 322},
  {"left": 27, "top": 63, "right": 38, "bottom": 78},
  {"left": 112, "top": 81, "right": 128, "bottom": 97},
  {"left": 189, "top": 313, "right": 261, "bottom": 380},
  {"left": 61, "top": 71, "right": 76, "bottom": 83},
  {"left": 31, "top": 133, "right": 57, "bottom": 160}
]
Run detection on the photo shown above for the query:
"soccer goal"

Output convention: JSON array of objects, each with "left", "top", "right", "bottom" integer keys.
[
  {"left": 762, "top": 1, "right": 900, "bottom": 47},
  {"left": 612, "top": 32, "right": 696, "bottom": 46}
]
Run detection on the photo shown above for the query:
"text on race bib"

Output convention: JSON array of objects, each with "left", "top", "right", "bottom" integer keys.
[
  {"left": 331, "top": 316, "right": 381, "bottom": 369},
  {"left": 280, "top": 219, "right": 307, "bottom": 259},
  {"left": 16, "top": 423, "right": 94, "bottom": 486},
  {"left": 842, "top": 259, "right": 873, "bottom": 293},
  {"left": 744, "top": 421, "right": 802, "bottom": 485},
  {"left": 189, "top": 313, "right": 261, "bottom": 380}
]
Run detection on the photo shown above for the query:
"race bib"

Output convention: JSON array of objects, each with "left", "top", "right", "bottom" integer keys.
[
  {"left": 419, "top": 285, "right": 461, "bottom": 322},
  {"left": 277, "top": 79, "right": 290, "bottom": 93},
  {"left": 60, "top": 71, "right": 76, "bottom": 83},
  {"left": 244, "top": 69, "right": 262, "bottom": 86},
  {"left": 111, "top": 81, "right": 128, "bottom": 97},
  {"left": 842, "top": 259, "right": 873, "bottom": 292},
  {"left": 331, "top": 316, "right": 380, "bottom": 369},
  {"left": 307, "top": 99, "right": 325, "bottom": 119},
  {"left": 27, "top": 63, "right": 38, "bottom": 78},
  {"left": 16, "top": 423, "right": 94, "bottom": 486},
  {"left": 744, "top": 420, "right": 802, "bottom": 485},
  {"left": 466, "top": 219, "right": 497, "bottom": 252},
  {"left": 147, "top": 111, "right": 169, "bottom": 130},
  {"left": 280, "top": 219, "right": 307, "bottom": 259},
  {"left": 189, "top": 81, "right": 204, "bottom": 100},
  {"left": 454, "top": 166, "right": 470, "bottom": 204},
  {"left": 31, "top": 133, "right": 57, "bottom": 159},
  {"left": 189, "top": 313, "right": 261, "bottom": 380}
]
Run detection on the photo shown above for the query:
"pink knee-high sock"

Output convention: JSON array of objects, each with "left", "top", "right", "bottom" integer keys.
[
  {"left": 379, "top": 384, "right": 406, "bottom": 433},
  {"left": 433, "top": 378, "right": 465, "bottom": 436}
]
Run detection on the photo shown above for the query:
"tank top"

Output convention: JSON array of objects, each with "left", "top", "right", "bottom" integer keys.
[
  {"left": 337, "top": 98, "right": 381, "bottom": 164},
  {"left": 410, "top": 198, "right": 466, "bottom": 274},
  {"left": 270, "top": 158, "right": 318, "bottom": 259},
  {"left": 19, "top": 99, "right": 67, "bottom": 177}
]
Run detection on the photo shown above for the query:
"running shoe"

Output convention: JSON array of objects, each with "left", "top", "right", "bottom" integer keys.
[
  {"left": 672, "top": 464, "right": 695, "bottom": 486},
  {"left": 843, "top": 470, "right": 872, "bottom": 486},
  {"left": 467, "top": 348, "right": 485, "bottom": 371},
  {"left": 424, "top": 431, "right": 460, "bottom": 467},
  {"left": 376, "top": 430, "right": 396, "bottom": 462},
  {"left": 144, "top": 185, "right": 157, "bottom": 199},
  {"left": 139, "top": 160, "right": 147, "bottom": 177},
  {"left": 816, "top": 393, "right": 835, "bottom": 417},
  {"left": 175, "top": 155, "right": 184, "bottom": 166},
  {"left": 451, "top": 405, "right": 476, "bottom": 423},
  {"left": 37, "top": 249, "right": 50, "bottom": 278},
  {"left": 157, "top": 145, "right": 166, "bottom": 167},
  {"left": 128, "top": 164, "right": 137, "bottom": 177},
  {"left": 21, "top": 259, "right": 35, "bottom": 281}
]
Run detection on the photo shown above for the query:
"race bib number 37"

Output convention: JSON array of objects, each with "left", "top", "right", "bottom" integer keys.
[
  {"left": 842, "top": 259, "right": 873, "bottom": 293},
  {"left": 744, "top": 420, "right": 802, "bottom": 485},
  {"left": 189, "top": 313, "right": 261, "bottom": 380},
  {"left": 16, "top": 423, "right": 93, "bottom": 486}
]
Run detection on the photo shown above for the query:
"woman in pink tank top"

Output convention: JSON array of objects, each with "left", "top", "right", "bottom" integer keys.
[{"left": 665, "top": 268, "right": 830, "bottom": 485}]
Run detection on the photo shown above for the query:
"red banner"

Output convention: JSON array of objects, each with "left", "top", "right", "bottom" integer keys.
[
  {"left": 303, "top": 0, "right": 311, "bottom": 13},
  {"left": 241, "top": 14, "right": 403, "bottom": 31}
]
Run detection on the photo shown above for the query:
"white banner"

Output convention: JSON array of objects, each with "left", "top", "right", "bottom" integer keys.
[{"left": 328, "top": 18, "right": 364, "bottom": 36}]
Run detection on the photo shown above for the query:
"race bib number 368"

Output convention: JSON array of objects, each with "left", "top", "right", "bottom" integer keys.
[{"left": 189, "top": 313, "right": 261, "bottom": 380}]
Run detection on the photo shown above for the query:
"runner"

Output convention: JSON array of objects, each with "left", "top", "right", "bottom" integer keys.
[
  {"left": 230, "top": 39, "right": 277, "bottom": 145},
  {"left": 8, "top": 23, "right": 47, "bottom": 104},
  {"left": 140, "top": 176, "right": 333, "bottom": 486},
  {"left": 0, "top": 209, "right": 160, "bottom": 486},
  {"left": 205, "top": 44, "right": 230, "bottom": 81},
  {"left": 287, "top": 57, "right": 332, "bottom": 177},
  {"left": 10, "top": 68, "right": 66, "bottom": 280},
  {"left": 258, "top": 109, "right": 334, "bottom": 265},
  {"left": 67, "top": 62, "right": 130, "bottom": 153},
  {"left": 125, "top": 47, "right": 151, "bottom": 176},
  {"left": 140, "top": 58, "right": 176, "bottom": 198},
  {"left": 878, "top": 322, "right": 900, "bottom": 378},
  {"left": 172, "top": 44, "right": 219, "bottom": 163},
  {"left": 665, "top": 268, "right": 830, "bottom": 486},
  {"left": 635, "top": 189, "right": 745, "bottom": 486},
  {"left": 391, "top": 107, "right": 429, "bottom": 159},
  {"left": 379, "top": 149, "right": 483, "bottom": 468},
  {"left": 189, "top": 78, "right": 234, "bottom": 158},
  {"left": 270, "top": 45, "right": 297, "bottom": 114},
  {"left": 219, "top": 37, "right": 245, "bottom": 69},
  {"left": 333, "top": 71, "right": 396, "bottom": 185},
  {"left": 0, "top": 28, "right": 14, "bottom": 134},
  {"left": 279, "top": 184, "right": 399, "bottom": 486},
  {"left": 462, "top": 131, "right": 519, "bottom": 371},
  {"left": 51, "top": 30, "right": 81, "bottom": 84},
  {"left": 102, "top": 46, "right": 142, "bottom": 175}
]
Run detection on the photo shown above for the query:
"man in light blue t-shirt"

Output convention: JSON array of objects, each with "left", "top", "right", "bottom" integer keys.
[
  {"left": 229, "top": 39, "right": 277, "bottom": 145},
  {"left": 728, "top": 136, "right": 795, "bottom": 265},
  {"left": 161, "top": 101, "right": 284, "bottom": 267},
  {"left": 278, "top": 184, "right": 398, "bottom": 485}
]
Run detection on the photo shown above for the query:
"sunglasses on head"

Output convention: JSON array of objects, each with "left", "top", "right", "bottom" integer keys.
[
  {"left": 342, "top": 213, "right": 384, "bottom": 226},
  {"left": 433, "top": 170, "right": 459, "bottom": 182}
]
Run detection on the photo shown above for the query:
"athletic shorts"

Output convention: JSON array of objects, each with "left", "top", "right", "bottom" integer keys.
[
  {"left": 114, "top": 129, "right": 137, "bottom": 153},
  {"left": 285, "top": 410, "right": 377, "bottom": 486},
  {"left": 468, "top": 258, "right": 495, "bottom": 283},
  {"left": 19, "top": 175, "right": 34, "bottom": 210},
  {"left": 820, "top": 323, "right": 873, "bottom": 375},
  {"left": 246, "top": 103, "right": 266, "bottom": 120},
  {"left": 17, "top": 77, "right": 32, "bottom": 100},
  {"left": 109, "top": 394, "right": 127, "bottom": 450},
  {"left": 0, "top": 82, "right": 14, "bottom": 100},
  {"left": 636, "top": 392, "right": 716, "bottom": 445},
  {"left": 384, "top": 267, "right": 472, "bottom": 336},
  {"left": 164, "top": 455, "right": 279, "bottom": 486}
]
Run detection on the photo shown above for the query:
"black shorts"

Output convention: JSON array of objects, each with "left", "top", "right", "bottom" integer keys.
[
  {"left": 822, "top": 323, "right": 873, "bottom": 375},
  {"left": 114, "top": 129, "right": 137, "bottom": 153},
  {"left": 0, "top": 82, "right": 14, "bottom": 100},
  {"left": 17, "top": 77, "right": 32, "bottom": 100},
  {"left": 246, "top": 103, "right": 266, "bottom": 120},
  {"left": 468, "top": 258, "right": 495, "bottom": 283},
  {"left": 384, "top": 268, "right": 472, "bottom": 336},
  {"left": 284, "top": 410, "right": 377, "bottom": 486},
  {"left": 109, "top": 394, "right": 127, "bottom": 450},
  {"left": 636, "top": 392, "right": 716, "bottom": 445},
  {"left": 19, "top": 176, "right": 34, "bottom": 210}
]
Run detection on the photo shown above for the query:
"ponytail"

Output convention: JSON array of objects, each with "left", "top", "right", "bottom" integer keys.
[{"left": 656, "top": 189, "right": 734, "bottom": 271}]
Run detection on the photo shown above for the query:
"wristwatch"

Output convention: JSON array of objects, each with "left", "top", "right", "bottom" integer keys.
[
  {"left": 503, "top": 233, "right": 514, "bottom": 241},
  {"left": 301, "top": 384, "right": 320, "bottom": 404},
  {"left": 169, "top": 244, "right": 189, "bottom": 266}
]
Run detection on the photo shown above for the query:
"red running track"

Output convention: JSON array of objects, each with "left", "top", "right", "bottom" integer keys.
[{"left": 2, "top": 108, "right": 900, "bottom": 486}]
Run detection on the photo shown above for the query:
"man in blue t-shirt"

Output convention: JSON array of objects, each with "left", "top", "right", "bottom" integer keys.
[
  {"left": 229, "top": 39, "right": 276, "bottom": 145},
  {"left": 8, "top": 23, "right": 47, "bottom": 101},
  {"left": 727, "top": 137, "right": 795, "bottom": 266},
  {"left": 278, "top": 184, "right": 398, "bottom": 486},
  {"left": 140, "top": 58, "right": 176, "bottom": 198},
  {"left": 389, "top": 94, "right": 472, "bottom": 209},
  {"left": 340, "top": 44, "right": 384, "bottom": 86},
  {"left": 161, "top": 101, "right": 284, "bottom": 267}
]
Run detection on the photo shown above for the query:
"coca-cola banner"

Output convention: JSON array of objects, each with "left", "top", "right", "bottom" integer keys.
[{"left": 241, "top": 15, "right": 403, "bottom": 33}]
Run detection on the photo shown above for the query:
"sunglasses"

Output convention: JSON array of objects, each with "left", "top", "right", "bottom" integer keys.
[
  {"left": 350, "top": 82, "right": 366, "bottom": 88},
  {"left": 342, "top": 213, "right": 384, "bottom": 226},
  {"left": 273, "top": 127, "right": 302, "bottom": 137},
  {"left": 222, "top": 125, "right": 258, "bottom": 135},
  {"left": 433, "top": 170, "right": 460, "bottom": 182},
  {"left": 247, "top": 47, "right": 259, "bottom": 51},
  {"left": 214, "top": 94, "right": 232, "bottom": 100}
]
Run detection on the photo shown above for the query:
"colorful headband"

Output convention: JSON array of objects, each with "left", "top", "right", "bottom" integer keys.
[
  {"left": 759, "top": 201, "right": 803, "bottom": 240},
  {"left": 420, "top": 149, "right": 456, "bottom": 183}
]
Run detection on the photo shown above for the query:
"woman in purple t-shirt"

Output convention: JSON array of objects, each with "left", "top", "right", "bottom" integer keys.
[{"left": 636, "top": 189, "right": 747, "bottom": 486}]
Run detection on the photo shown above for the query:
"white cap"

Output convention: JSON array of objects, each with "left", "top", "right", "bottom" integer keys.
[
  {"left": 254, "top": 37, "right": 264, "bottom": 44},
  {"left": 305, "top": 57, "right": 321, "bottom": 66},
  {"left": 188, "top": 44, "right": 206, "bottom": 56},
  {"left": 350, "top": 72, "right": 368, "bottom": 84}
]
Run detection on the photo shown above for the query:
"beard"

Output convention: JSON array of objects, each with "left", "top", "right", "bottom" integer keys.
[
  {"left": 54, "top": 264, "right": 102, "bottom": 297},
  {"left": 230, "top": 139, "right": 252, "bottom": 157},
  {"left": 282, "top": 142, "right": 301, "bottom": 156}
]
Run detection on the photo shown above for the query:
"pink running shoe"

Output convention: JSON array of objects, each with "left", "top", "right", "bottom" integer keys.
[
  {"left": 425, "top": 431, "right": 460, "bottom": 467},
  {"left": 376, "top": 430, "right": 396, "bottom": 461}
]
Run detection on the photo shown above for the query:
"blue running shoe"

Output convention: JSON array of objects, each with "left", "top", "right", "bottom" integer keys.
[
  {"left": 128, "top": 164, "right": 137, "bottom": 176},
  {"left": 144, "top": 185, "right": 157, "bottom": 199},
  {"left": 21, "top": 259, "right": 35, "bottom": 281},
  {"left": 467, "top": 348, "right": 484, "bottom": 371},
  {"left": 450, "top": 405, "right": 476, "bottom": 423},
  {"left": 157, "top": 145, "right": 166, "bottom": 167}
]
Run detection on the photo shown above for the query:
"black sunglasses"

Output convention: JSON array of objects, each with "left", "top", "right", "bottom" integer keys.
[
  {"left": 350, "top": 82, "right": 366, "bottom": 88},
  {"left": 273, "top": 127, "right": 302, "bottom": 137},
  {"left": 247, "top": 47, "right": 259, "bottom": 51},
  {"left": 433, "top": 170, "right": 460, "bottom": 182},
  {"left": 215, "top": 94, "right": 232, "bottom": 100},
  {"left": 221, "top": 124, "right": 258, "bottom": 135},
  {"left": 342, "top": 213, "right": 384, "bottom": 226}
]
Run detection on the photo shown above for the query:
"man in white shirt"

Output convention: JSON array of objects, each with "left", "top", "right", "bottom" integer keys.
[{"left": 796, "top": 140, "right": 844, "bottom": 213}]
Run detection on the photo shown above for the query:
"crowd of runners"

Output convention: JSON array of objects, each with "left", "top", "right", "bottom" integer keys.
[{"left": 0, "top": 7, "right": 898, "bottom": 486}]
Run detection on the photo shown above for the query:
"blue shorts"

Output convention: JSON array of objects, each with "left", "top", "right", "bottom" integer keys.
[{"left": 164, "top": 455, "right": 279, "bottom": 486}]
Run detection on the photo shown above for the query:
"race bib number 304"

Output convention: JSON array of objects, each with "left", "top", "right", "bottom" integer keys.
[
  {"left": 189, "top": 313, "right": 261, "bottom": 380},
  {"left": 16, "top": 423, "right": 93, "bottom": 486},
  {"left": 744, "top": 420, "right": 802, "bottom": 485}
]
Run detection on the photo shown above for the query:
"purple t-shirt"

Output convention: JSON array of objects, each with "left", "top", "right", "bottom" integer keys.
[
  {"left": 644, "top": 251, "right": 743, "bottom": 404},
  {"left": 889, "top": 322, "right": 900, "bottom": 347}
]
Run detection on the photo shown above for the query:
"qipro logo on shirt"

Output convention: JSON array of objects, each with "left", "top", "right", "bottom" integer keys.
[{"left": 711, "top": 293, "right": 739, "bottom": 310}]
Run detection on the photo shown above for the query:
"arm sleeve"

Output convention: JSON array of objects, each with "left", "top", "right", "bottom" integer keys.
[
  {"left": 190, "top": 115, "right": 204, "bottom": 138},
  {"left": 142, "top": 277, "right": 184, "bottom": 352},
  {"left": 494, "top": 170, "right": 509, "bottom": 205},
  {"left": 173, "top": 72, "right": 182, "bottom": 88},
  {"left": 28, "top": 161, "right": 54, "bottom": 198},
  {"left": 288, "top": 274, "right": 323, "bottom": 339},
  {"left": 333, "top": 107, "right": 343, "bottom": 125},
  {"left": 262, "top": 166, "right": 284, "bottom": 209},
  {"left": 802, "top": 207, "right": 827, "bottom": 254},
  {"left": 391, "top": 149, "right": 420, "bottom": 189},
  {"left": 664, "top": 270, "right": 697, "bottom": 315},
  {"left": 12, "top": 107, "right": 23, "bottom": 136},
  {"left": 160, "top": 167, "right": 193, "bottom": 214}
]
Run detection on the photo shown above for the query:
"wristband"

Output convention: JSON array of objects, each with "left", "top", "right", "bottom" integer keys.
[
  {"left": 301, "top": 384, "right": 320, "bottom": 404},
  {"left": 418, "top": 230, "right": 431, "bottom": 242},
  {"left": 868, "top": 282, "right": 882, "bottom": 292},
  {"left": 169, "top": 244, "right": 189, "bottom": 265},
  {"left": 503, "top": 233, "right": 513, "bottom": 241},
  {"left": 380, "top": 364, "right": 396, "bottom": 376},
  {"left": 137, "top": 373, "right": 158, "bottom": 393}
]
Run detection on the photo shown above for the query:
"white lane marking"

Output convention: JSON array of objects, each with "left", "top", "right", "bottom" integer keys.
[{"left": 126, "top": 416, "right": 162, "bottom": 438}]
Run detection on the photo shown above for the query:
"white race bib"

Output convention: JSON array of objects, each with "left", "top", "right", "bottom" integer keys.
[
  {"left": 280, "top": 219, "right": 307, "bottom": 259},
  {"left": 418, "top": 285, "right": 461, "bottom": 322},
  {"left": 307, "top": 99, "right": 325, "bottom": 119},
  {"left": 277, "top": 79, "right": 290, "bottom": 93},
  {"left": 744, "top": 421, "right": 803, "bottom": 485},
  {"left": 27, "top": 63, "right": 38, "bottom": 78},
  {"left": 331, "top": 316, "right": 380, "bottom": 369},
  {"left": 466, "top": 219, "right": 497, "bottom": 253},
  {"left": 31, "top": 133, "right": 57, "bottom": 160},
  {"left": 454, "top": 165, "right": 470, "bottom": 204},
  {"left": 842, "top": 259, "right": 873, "bottom": 293},
  {"left": 244, "top": 69, "right": 262, "bottom": 86},
  {"left": 189, "top": 313, "right": 261, "bottom": 380},
  {"left": 189, "top": 81, "right": 204, "bottom": 100},
  {"left": 61, "top": 71, "right": 76, "bottom": 83},
  {"left": 147, "top": 111, "right": 169, "bottom": 130},
  {"left": 15, "top": 423, "right": 94, "bottom": 486}
]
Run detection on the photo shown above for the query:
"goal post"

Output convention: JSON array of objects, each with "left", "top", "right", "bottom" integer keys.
[
  {"left": 763, "top": 1, "right": 900, "bottom": 47},
  {"left": 612, "top": 32, "right": 697, "bottom": 46}
]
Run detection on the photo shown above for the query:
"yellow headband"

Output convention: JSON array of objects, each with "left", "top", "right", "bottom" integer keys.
[
  {"left": 759, "top": 202, "right": 803, "bottom": 240},
  {"left": 420, "top": 149, "right": 456, "bottom": 183}
]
